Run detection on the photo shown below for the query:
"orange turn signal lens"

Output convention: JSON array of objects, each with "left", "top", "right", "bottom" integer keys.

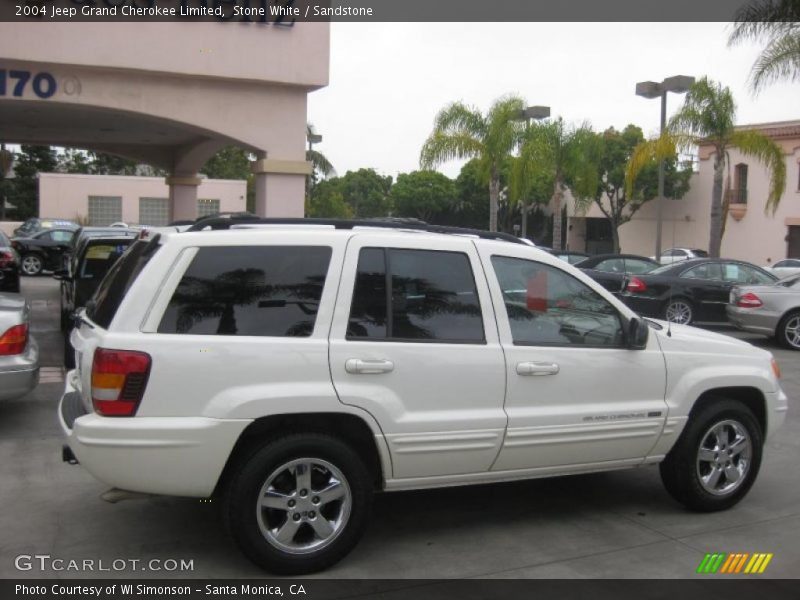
[{"left": 771, "top": 358, "right": 781, "bottom": 379}]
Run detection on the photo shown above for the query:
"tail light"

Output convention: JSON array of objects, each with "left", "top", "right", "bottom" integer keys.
[
  {"left": 737, "top": 292, "right": 763, "bottom": 308},
  {"left": 91, "top": 348, "right": 151, "bottom": 417},
  {"left": 626, "top": 276, "right": 647, "bottom": 293},
  {"left": 0, "top": 250, "right": 14, "bottom": 268},
  {"left": 0, "top": 323, "right": 28, "bottom": 356}
]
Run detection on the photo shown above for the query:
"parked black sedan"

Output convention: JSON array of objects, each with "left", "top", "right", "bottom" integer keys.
[
  {"left": 57, "top": 233, "right": 137, "bottom": 367},
  {"left": 0, "top": 230, "right": 21, "bottom": 293},
  {"left": 619, "top": 258, "right": 777, "bottom": 325},
  {"left": 11, "top": 228, "right": 77, "bottom": 276},
  {"left": 575, "top": 254, "right": 659, "bottom": 295}
]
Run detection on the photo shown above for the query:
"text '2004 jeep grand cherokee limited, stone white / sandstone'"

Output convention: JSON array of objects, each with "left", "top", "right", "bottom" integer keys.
[{"left": 58, "top": 219, "right": 788, "bottom": 574}]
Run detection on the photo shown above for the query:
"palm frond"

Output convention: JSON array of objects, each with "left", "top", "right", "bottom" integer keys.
[
  {"left": 730, "top": 129, "right": 787, "bottom": 213},
  {"left": 307, "top": 149, "right": 335, "bottom": 177},
  {"left": 669, "top": 77, "right": 736, "bottom": 142},
  {"left": 420, "top": 131, "right": 484, "bottom": 168},
  {"left": 625, "top": 134, "right": 679, "bottom": 198},
  {"left": 750, "top": 32, "right": 800, "bottom": 91},
  {"left": 729, "top": 1, "right": 800, "bottom": 45}
]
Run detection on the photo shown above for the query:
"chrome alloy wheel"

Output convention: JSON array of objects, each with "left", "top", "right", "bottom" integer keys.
[
  {"left": 665, "top": 300, "right": 692, "bottom": 325},
  {"left": 696, "top": 419, "right": 752, "bottom": 496},
  {"left": 783, "top": 315, "right": 800, "bottom": 349},
  {"left": 21, "top": 255, "right": 42, "bottom": 276},
  {"left": 256, "top": 458, "right": 352, "bottom": 555}
]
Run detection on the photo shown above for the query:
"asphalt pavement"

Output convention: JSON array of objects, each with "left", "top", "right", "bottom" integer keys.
[{"left": 1, "top": 276, "right": 798, "bottom": 579}]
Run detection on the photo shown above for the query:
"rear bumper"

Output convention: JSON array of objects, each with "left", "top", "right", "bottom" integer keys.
[
  {"left": 726, "top": 305, "right": 780, "bottom": 336},
  {"left": 58, "top": 374, "right": 252, "bottom": 497},
  {"left": 0, "top": 337, "right": 39, "bottom": 400}
]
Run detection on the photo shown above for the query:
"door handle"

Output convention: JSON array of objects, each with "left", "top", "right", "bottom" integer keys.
[
  {"left": 345, "top": 358, "right": 395, "bottom": 374},
  {"left": 516, "top": 361, "right": 560, "bottom": 376}
]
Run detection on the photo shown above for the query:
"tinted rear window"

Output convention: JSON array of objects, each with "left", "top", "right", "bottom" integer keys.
[
  {"left": 87, "top": 239, "right": 160, "bottom": 329},
  {"left": 79, "top": 239, "right": 134, "bottom": 280},
  {"left": 158, "top": 246, "right": 332, "bottom": 337}
]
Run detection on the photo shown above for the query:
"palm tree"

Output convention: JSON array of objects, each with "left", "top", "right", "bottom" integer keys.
[
  {"left": 729, "top": 0, "right": 800, "bottom": 93},
  {"left": 513, "top": 118, "right": 598, "bottom": 250},
  {"left": 627, "top": 77, "right": 786, "bottom": 258},
  {"left": 306, "top": 123, "right": 335, "bottom": 195},
  {"left": 420, "top": 95, "right": 525, "bottom": 232}
]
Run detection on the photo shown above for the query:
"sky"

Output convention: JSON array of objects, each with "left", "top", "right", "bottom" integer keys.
[{"left": 307, "top": 22, "right": 799, "bottom": 180}]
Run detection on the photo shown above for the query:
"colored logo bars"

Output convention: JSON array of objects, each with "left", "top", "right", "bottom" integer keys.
[{"left": 697, "top": 553, "right": 773, "bottom": 574}]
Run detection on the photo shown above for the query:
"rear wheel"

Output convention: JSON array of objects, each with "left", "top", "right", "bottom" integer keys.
[
  {"left": 660, "top": 399, "right": 762, "bottom": 512},
  {"left": 21, "top": 254, "right": 43, "bottom": 276},
  {"left": 224, "top": 433, "right": 372, "bottom": 574},
  {"left": 776, "top": 311, "right": 800, "bottom": 350},
  {"left": 663, "top": 298, "right": 693, "bottom": 325}
]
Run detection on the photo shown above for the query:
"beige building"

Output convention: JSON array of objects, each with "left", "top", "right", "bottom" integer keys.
[
  {"left": 0, "top": 22, "right": 329, "bottom": 220},
  {"left": 38, "top": 173, "right": 246, "bottom": 226},
  {"left": 568, "top": 120, "right": 800, "bottom": 264}
]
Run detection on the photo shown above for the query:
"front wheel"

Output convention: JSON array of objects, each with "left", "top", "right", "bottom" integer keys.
[
  {"left": 660, "top": 399, "right": 762, "bottom": 512},
  {"left": 21, "top": 254, "right": 43, "bottom": 276},
  {"left": 224, "top": 434, "right": 372, "bottom": 574},
  {"left": 664, "top": 298, "right": 693, "bottom": 325}
]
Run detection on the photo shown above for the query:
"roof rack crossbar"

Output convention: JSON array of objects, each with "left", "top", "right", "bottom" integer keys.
[{"left": 186, "top": 216, "right": 526, "bottom": 245}]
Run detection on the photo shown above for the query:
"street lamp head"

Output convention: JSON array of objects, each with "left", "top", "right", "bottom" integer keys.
[
  {"left": 662, "top": 75, "right": 695, "bottom": 94},
  {"left": 514, "top": 106, "right": 551, "bottom": 121},
  {"left": 307, "top": 133, "right": 323, "bottom": 144},
  {"left": 635, "top": 81, "right": 662, "bottom": 99}
]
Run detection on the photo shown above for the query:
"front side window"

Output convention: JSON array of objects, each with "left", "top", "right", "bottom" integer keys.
[
  {"left": 158, "top": 246, "right": 331, "bottom": 337},
  {"left": 491, "top": 256, "right": 623, "bottom": 347},
  {"left": 348, "top": 248, "right": 484, "bottom": 343},
  {"left": 681, "top": 263, "right": 722, "bottom": 280},
  {"left": 625, "top": 259, "right": 656, "bottom": 274},
  {"left": 51, "top": 230, "right": 74, "bottom": 243},
  {"left": 594, "top": 258, "right": 624, "bottom": 273}
]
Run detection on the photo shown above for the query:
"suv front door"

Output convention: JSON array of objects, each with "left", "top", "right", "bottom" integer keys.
[
  {"left": 329, "top": 235, "right": 507, "bottom": 481},
  {"left": 479, "top": 247, "right": 668, "bottom": 472}
]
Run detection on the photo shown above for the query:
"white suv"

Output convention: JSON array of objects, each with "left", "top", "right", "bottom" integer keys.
[{"left": 59, "top": 220, "right": 788, "bottom": 574}]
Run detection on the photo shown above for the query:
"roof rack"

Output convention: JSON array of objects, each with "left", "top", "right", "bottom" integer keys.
[{"left": 185, "top": 216, "right": 527, "bottom": 245}]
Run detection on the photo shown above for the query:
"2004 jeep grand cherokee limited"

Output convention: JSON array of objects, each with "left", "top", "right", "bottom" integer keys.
[{"left": 59, "top": 219, "right": 788, "bottom": 574}]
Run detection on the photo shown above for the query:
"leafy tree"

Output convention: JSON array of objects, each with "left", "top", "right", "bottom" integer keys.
[
  {"left": 729, "top": 0, "right": 800, "bottom": 93},
  {"left": 306, "top": 123, "right": 335, "bottom": 197},
  {"left": 306, "top": 178, "right": 353, "bottom": 218},
  {"left": 515, "top": 117, "right": 598, "bottom": 250},
  {"left": 628, "top": 77, "right": 786, "bottom": 257},
  {"left": 9, "top": 145, "right": 59, "bottom": 219},
  {"left": 420, "top": 95, "right": 526, "bottom": 232},
  {"left": 451, "top": 159, "right": 490, "bottom": 230},
  {"left": 391, "top": 170, "right": 455, "bottom": 222},
  {"left": 90, "top": 152, "right": 139, "bottom": 175},
  {"left": 584, "top": 125, "right": 691, "bottom": 253},
  {"left": 338, "top": 168, "right": 393, "bottom": 218},
  {"left": 508, "top": 154, "right": 554, "bottom": 239},
  {"left": 59, "top": 148, "right": 92, "bottom": 174},
  {"left": 201, "top": 146, "right": 251, "bottom": 180}
]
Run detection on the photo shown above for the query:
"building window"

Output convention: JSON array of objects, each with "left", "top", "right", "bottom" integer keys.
[
  {"left": 87, "top": 196, "right": 122, "bottom": 226},
  {"left": 138, "top": 197, "right": 170, "bottom": 226},
  {"left": 729, "top": 163, "right": 748, "bottom": 204},
  {"left": 197, "top": 198, "right": 220, "bottom": 218}
]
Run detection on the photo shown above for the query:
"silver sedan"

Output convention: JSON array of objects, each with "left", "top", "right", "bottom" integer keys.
[
  {"left": 727, "top": 274, "right": 800, "bottom": 350},
  {"left": 0, "top": 293, "right": 40, "bottom": 400}
]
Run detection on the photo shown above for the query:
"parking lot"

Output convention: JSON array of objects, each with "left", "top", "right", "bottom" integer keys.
[{"left": 1, "top": 276, "right": 798, "bottom": 580}]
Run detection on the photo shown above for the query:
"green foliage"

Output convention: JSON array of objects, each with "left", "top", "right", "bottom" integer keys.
[
  {"left": 729, "top": 0, "right": 800, "bottom": 93},
  {"left": 391, "top": 171, "right": 455, "bottom": 222},
  {"left": 452, "top": 159, "right": 490, "bottom": 229},
  {"left": 420, "top": 95, "right": 526, "bottom": 231},
  {"left": 8, "top": 145, "right": 58, "bottom": 219},
  {"left": 306, "top": 179, "right": 353, "bottom": 219},
  {"left": 58, "top": 148, "right": 156, "bottom": 176},
  {"left": 201, "top": 146, "right": 251, "bottom": 180},
  {"left": 338, "top": 168, "right": 393, "bottom": 218}
]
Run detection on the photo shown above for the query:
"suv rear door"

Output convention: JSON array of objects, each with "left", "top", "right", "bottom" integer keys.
[{"left": 329, "top": 234, "right": 507, "bottom": 481}]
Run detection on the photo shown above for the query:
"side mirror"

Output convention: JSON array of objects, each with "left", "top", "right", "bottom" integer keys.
[{"left": 627, "top": 317, "right": 649, "bottom": 350}]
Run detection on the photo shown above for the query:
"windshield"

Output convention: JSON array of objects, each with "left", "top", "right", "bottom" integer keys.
[{"left": 79, "top": 240, "right": 134, "bottom": 280}]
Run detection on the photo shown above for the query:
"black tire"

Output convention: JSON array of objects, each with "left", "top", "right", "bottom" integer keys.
[
  {"left": 63, "top": 328, "right": 75, "bottom": 369},
  {"left": 224, "top": 433, "right": 372, "bottom": 575},
  {"left": 20, "top": 254, "right": 43, "bottom": 276},
  {"left": 776, "top": 310, "right": 800, "bottom": 351},
  {"left": 663, "top": 297, "right": 694, "bottom": 325},
  {"left": 660, "top": 399, "right": 763, "bottom": 512}
]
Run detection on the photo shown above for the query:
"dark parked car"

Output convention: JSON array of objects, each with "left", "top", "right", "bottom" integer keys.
[
  {"left": 620, "top": 258, "right": 777, "bottom": 325},
  {"left": 58, "top": 234, "right": 137, "bottom": 368},
  {"left": 547, "top": 250, "right": 590, "bottom": 264},
  {"left": 13, "top": 217, "right": 78, "bottom": 238},
  {"left": 12, "top": 228, "right": 77, "bottom": 276},
  {"left": 0, "top": 230, "right": 21, "bottom": 293},
  {"left": 575, "top": 254, "right": 659, "bottom": 295}
]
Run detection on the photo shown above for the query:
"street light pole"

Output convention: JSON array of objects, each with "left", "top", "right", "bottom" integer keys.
[
  {"left": 514, "top": 105, "right": 550, "bottom": 239},
  {"left": 635, "top": 75, "right": 694, "bottom": 262}
]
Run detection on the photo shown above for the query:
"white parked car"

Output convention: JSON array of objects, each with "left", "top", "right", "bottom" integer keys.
[
  {"left": 651, "top": 247, "right": 709, "bottom": 265},
  {"left": 59, "top": 220, "right": 788, "bottom": 574},
  {"left": 764, "top": 258, "right": 800, "bottom": 280}
]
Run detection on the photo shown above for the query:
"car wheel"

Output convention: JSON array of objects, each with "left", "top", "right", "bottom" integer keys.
[
  {"left": 224, "top": 433, "right": 372, "bottom": 575},
  {"left": 20, "top": 254, "right": 43, "bottom": 276},
  {"left": 664, "top": 298, "right": 693, "bottom": 325},
  {"left": 660, "top": 399, "right": 762, "bottom": 512},
  {"left": 776, "top": 311, "right": 800, "bottom": 351}
]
